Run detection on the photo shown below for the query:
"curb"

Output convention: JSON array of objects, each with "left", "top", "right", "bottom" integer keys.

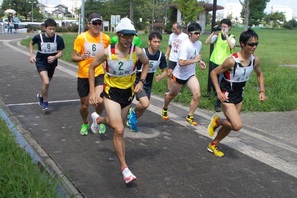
[{"left": 0, "top": 99, "right": 83, "bottom": 198}]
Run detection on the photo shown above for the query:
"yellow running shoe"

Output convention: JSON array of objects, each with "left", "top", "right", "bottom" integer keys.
[
  {"left": 207, "top": 143, "right": 224, "bottom": 157},
  {"left": 208, "top": 115, "right": 220, "bottom": 137},
  {"left": 185, "top": 115, "right": 198, "bottom": 126},
  {"left": 162, "top": 108, "right": 169, "bottom": 120}
]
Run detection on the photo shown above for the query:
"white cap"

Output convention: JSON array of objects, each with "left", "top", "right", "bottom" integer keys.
[{"left": 115, "top": 18, "right": 136, "bottom": 35}]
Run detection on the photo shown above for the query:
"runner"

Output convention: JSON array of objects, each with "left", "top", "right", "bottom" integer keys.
[
  {"left": 72, "top": 13, "right": 110, "bottom": 135},
  {"left": 207, "top": 29, "right": 266, "bottom": 157},
  {"left": 88, "top": 18, "right": 149, "bottom": 184},
  {"left": 29, "top": 18, "right": 65, "bottom": 111},
  {"left": 164, "top": 22, "right": 188, "bottom": 93},
  {"left": 126, "top": 31, "right": 167, "bottom": 131},
  {"left": 161, "top": 22, "right": 206, "bottom": 126}
]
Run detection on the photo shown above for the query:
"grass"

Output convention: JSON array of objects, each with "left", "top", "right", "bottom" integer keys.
[
  {"left": 0, "top": 119, "right": 61, "bottom": 197},
  {"left": 21, "top": 28, "right": 297, "bottom": 112}
]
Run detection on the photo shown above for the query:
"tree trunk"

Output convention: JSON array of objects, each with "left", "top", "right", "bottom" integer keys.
[{"left": 244, "top": 0, "right": 250, "bottom": 31}]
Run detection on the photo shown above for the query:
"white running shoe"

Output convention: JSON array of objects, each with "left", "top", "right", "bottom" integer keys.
[
  {"left": 91, "top": 112, "right": 100, "bottom": 133},
  {"left": 122, "top": 167, "right": 136, "bottom": 184}
]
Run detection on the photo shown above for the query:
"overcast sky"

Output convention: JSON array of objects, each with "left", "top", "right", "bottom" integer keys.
[
  {"left": 217, "top": 0, "right": 296, "bottom": 15},
  {"left": 44, "top": 0, "right": 297, "bottom": 16}
]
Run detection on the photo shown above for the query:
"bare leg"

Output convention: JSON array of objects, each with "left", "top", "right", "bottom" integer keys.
[
  {"left": 163, "top": 81, "right": 181, "bottom": 109},
  {"left": 103, "top": 98, "right": 130, "bottom": 169},
  {"left": 186, "top": 76, "right": 201, "bottom": 116},
  {"left": 39, "top": 71, "right": 51, "bottom": 102},
  {"left": 80, "top": 96, "right": 89, "bottom": 123},
  {"left": 94, "top": 85, "right": 104, "bottom": 115},
  {"left": 166, "top": 68, "right": 173, "bottom": 91},
  {"left": 134, "top": 96, "right": 149, "bottom": 119},
  {"left": 212, "top": 102, "right": 243, "bottom": 145}
]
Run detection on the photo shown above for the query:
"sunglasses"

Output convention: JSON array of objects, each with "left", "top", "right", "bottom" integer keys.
[
  {"left": 191, "top": 31, "right": 201, "bottom": 35},
  {"left": 120, "top": 34, "right": 135, "bottom": 40},
  {"left": 247, "top": 42, "right": 259, "bottom": 47},
  {"left": 91, "top": 21, "right": 102, "bottom": 26}
]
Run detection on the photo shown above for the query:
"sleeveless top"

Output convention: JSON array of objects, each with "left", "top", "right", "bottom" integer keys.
[
  {"left": 105, "top": 44, "right": 137, "bottom": 89},
  {"left": 137, "top": 48, "right": 162, "bottom": 73},
  {"left": 221, "top": 52, "right": 255, "bottom": 92}
]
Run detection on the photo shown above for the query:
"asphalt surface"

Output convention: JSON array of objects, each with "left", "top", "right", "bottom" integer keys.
[{"left": 1, "top": 33, "right": 297, "bottom": 198}]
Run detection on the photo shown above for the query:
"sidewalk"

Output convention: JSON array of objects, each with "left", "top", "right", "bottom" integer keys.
[{"left": 1, "top": 34, "right": 297, "bottom": 197}]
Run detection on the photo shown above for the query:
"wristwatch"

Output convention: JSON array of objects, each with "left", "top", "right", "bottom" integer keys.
[{"left": 139, "top": 79, "right": 145, "bottom": 84}]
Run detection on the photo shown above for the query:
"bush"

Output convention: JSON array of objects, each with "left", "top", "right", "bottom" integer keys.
[
  {"left": 283, "top": 20, "right": 297, "bottom": 29},
  {"left": 56, "top": 24, "right": 79, "bottom": 33}
]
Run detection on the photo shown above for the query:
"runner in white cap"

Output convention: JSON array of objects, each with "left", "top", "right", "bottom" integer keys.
[{"left": 88, "top": 18, "right": 149, "bottom": 184}]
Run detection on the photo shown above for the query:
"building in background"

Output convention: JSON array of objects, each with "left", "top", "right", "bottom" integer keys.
[
  {"left": 223, "top": 2, "right": 243, "bottom": 24},
  {"left": 270, "top": 5, "right": 293, "bottom": 21}
]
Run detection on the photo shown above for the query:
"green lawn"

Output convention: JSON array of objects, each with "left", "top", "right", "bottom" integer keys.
[
  {"left": 0, "top": 119, "right": 61, "bottom": 197},
  {"left": 21, "top": 28, "right": 297, "bottom": 111}
]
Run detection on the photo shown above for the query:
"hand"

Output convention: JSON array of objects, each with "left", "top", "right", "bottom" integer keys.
[
  {"left": 199, "top": 61, "right": 206, "bottom": 70},
  {"left": 134, "top": 82, "right": 143, "bottom": 93},
  {"left": 29, "top": 56, "right": 36, "bottom": 63},
  {"left": 155, "top": 74, "right": 162, "bottom": 82},
  {"left": 221, "top": 28, "right": 229, "bottom": 37},
  {"left": 47, "top": 55, "right": 56, "bottom": 63},
  {"left": 259, "top": 92, "right": 266, "bottom": 102},
  {"left": 89, "top": 92, "right": 99, "bottom": 106},
  {"left": 81, "top": 52, "right": 90, "bottom": 61},
  {"left": 217, "top": 91, "right": 228, "bottom": 102}
]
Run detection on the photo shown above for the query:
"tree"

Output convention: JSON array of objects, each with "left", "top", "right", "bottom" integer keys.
[
  {"left": 1, "top": 0, "right": 43, "bottom": 21},
  {"left": 264, "top": 12, "right": 286, "bottom": 28},
  {"left": 174, "top": 0, "right": 204, "bottom": 25},
  {"left": 82, "top": 0, "right": 169, "bottom": 31},
  {"left": 240, "top": 0, "right": 270, "bottom": 30},
  {"left": 283, "top": 19, "right": 297, "bottom": 29}
]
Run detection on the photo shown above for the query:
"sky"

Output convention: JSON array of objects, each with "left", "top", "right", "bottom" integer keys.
[
  {"left": 216, "top": 0, "right": 297, "bottom": 16},
  {"left": 39, "top": 0, "right": 297, "bottom": 16}
]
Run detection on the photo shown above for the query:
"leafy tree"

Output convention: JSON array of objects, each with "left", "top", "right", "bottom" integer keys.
[
  {"left": 283, "top": 19, "right": 297, "bottom": 29},
  {"left": 240, "top": 0, "right": 270, "bottom": 30},
  {"left": 264, "top": 12, "right": 286, "bottom": 28},
  {"left": 174, "top": 0, "right": 204, "bottom": 25},
  {"left": 82, "top": 0, "right": 169, "bottom": 31},
  {"left": 1, "top": 0, "right": 42, "bottom": 21}
]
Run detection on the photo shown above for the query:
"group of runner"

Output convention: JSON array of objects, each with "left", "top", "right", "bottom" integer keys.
[{"left": 29, "top": 14, "right": 266, "bottom": 184}]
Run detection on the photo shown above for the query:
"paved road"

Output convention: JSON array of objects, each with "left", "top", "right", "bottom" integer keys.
[{"left": 1, "top": 33, "right": 297, "bottom": 198}]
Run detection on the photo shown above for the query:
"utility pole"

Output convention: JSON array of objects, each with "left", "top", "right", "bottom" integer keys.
[
  {"left": 130, "top": 0, "right": 133, "bottom": 21},
  {"left": 80, "top": 0, "right": 84, "bottom": 33},
  {"left": 31, "top": 0, "right": 33, "bottom": 22},
  {"left": 207, "top": 0, "right": 217, "bottom": 93}
]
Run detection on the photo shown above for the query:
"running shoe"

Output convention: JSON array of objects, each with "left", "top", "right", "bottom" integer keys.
[
  {"left": 80, "top": 123, "right": 89, "bottom": 136},
  {"left": 127, "top": 107, "right": 138, "bottom": 131},
  {"left": 37, "top": 93, "right": 43, "bottom": 107},
  {"left": 161, "top": 108, "right": 169, "bottom": 120},
  {"left": 214, "top": 106, "right": 221, "bottom": 112},
  {"left": 122, "top": 167, "right": 137, "bottom": 184},
  {"left": 208, "top": 115, "right": 220, "bottom": 137},
  {"left": 98, "top": 123, "right": 106, "bottom": 134},
  {"left": 91, "top": 112, "right": 100, "bottom": 133},
  {"left": 207, "top": 143, "right": 224, "bottom": 157},
  {"left": 42, "top": 102, "right": 48, "bottom": 111},
  {"left": 185, "top": 115, "right": 198, "bottom": 126}
]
